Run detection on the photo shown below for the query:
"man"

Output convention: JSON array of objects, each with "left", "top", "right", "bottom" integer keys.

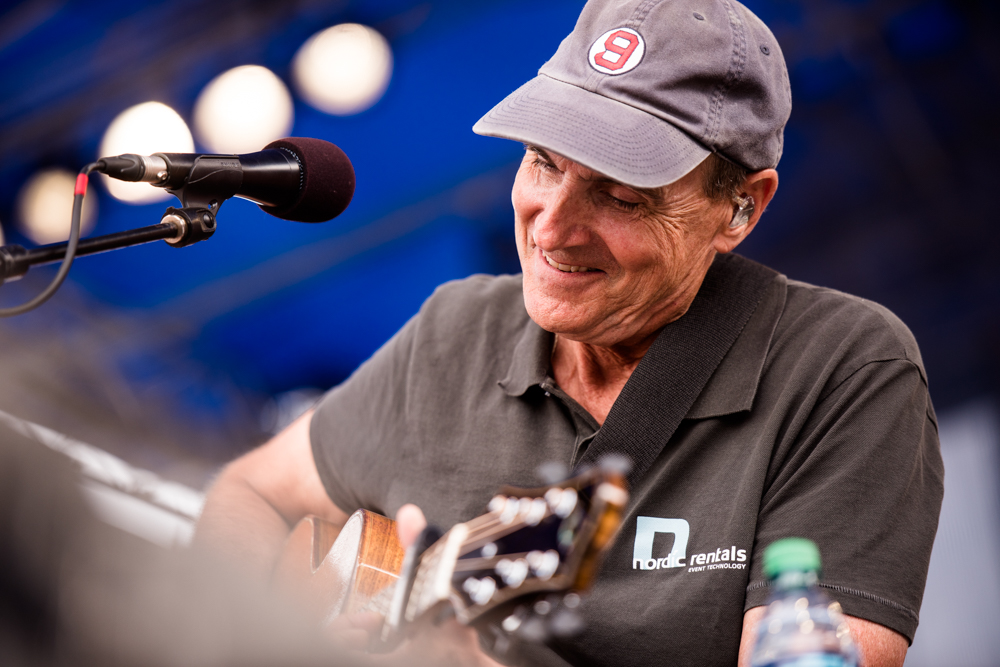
[{"left": 196, "top": 1, "right": 943, "bottom": 665}]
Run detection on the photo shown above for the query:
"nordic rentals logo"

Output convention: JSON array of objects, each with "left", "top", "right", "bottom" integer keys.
[
  {"left": 632, "top": 516, "right": 747, "bottom": 573},
  {"left": 633, "top": 516, "right": 689, "bottom": 569}
]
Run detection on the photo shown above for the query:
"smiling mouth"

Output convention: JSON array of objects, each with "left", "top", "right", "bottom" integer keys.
[{"left": 543, "top": 251, "right": 594, "bottom": 273}]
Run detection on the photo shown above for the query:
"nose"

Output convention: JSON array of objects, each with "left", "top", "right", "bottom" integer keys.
[{"left": 531, "top": 183, "right": 590, "bottom": 252}]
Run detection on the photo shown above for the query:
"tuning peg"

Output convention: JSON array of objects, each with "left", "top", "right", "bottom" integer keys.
[
  {"left": 526, "top": 549, "right": 560, "bottom": 580},
  {"left": 548, "top": 608, "right": 585, "bottom": 638},
  {"left": 496, "top": 557, "right": 529, "bottom": 587},
  {"left": 597, "top": 453, "right": 632, "bottom": 475},
  {"left": 490, "top": 629, "right": 511, "bottom": 657},
  {"left": 544, "top": 487, "right": 578, "bottom": 518},
  {"left": 501, "top": 603, "right": 550, "bottom": 644},
  {"left": 463, "top": 575, "right": 498, "bottom": 606},
  {"left": 500, "top": 597, "right": 585, "bottom": 644},
  {"left": 533, "top": 599, "right": 552, "bottom": 615},
  {"left": 501, "top": 605, "right": 528, "bottom": 634},
  {"left": 517, "top": 615, "right": 549, "bottom": 643},
  {"left": 537, "top": 461, "right": 570, "bottom": 484}
]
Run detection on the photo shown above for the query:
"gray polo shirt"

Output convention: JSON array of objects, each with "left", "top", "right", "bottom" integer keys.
[{"left": 311, "top": 267, "right": 943, "bottom": 667}]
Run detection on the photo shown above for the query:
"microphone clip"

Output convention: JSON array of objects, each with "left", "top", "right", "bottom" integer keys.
[
  {"left": 155, "top": 154, "right": 244, "bottom": 248},
  {"left": 160, "top": 206, "right": 218, "bottom": 248}
]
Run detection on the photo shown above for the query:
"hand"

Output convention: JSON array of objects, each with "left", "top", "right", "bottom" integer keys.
[
  {"left": 333, "top": 504, "right": 503, "bottom": 667},
  {"left": 394, "top": 503, "right": 429, "bottom": 551},
  {"left": 325, "top": 612, "right": 384, "bottom": 654}
]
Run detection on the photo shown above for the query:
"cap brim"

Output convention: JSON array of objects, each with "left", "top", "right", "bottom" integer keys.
[{"left": 473, "top": 75, "right": 710, "bottom": 189}]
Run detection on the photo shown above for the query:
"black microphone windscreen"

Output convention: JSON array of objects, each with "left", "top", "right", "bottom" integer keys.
[{"left": 260, "top": 138, "right": 355, "bottom": 223}]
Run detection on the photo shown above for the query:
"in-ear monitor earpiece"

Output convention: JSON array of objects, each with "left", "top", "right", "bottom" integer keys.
[{"left": 730, "top": 194, "right": 755, "bottom": 229}]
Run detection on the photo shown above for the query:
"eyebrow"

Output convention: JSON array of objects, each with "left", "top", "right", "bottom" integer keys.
[{"left": 526, "top": 144, "right": 666, "bottom": 202}]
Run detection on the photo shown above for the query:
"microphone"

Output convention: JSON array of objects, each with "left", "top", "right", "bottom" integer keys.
[{"left": 96, "top": 137, "right": 355, "bottom": 223}]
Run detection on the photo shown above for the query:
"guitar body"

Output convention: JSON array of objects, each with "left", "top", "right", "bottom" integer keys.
[{"left": 274, "top": 510, "right": 405, "bottom": 621}]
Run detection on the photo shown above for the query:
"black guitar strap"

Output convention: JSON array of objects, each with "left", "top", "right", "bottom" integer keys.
[{"left": 577, "top": 253, "right": 778, "bottom": 491}]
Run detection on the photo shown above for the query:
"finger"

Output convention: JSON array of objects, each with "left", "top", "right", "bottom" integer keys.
[
  {"left": 395, "top": 503, "right": 428, "bottom": 549},
  {"left": 368, "top": 619, "right": 491, "bottom": 667},
  {"left": 325, "top": 611, "right": 383, "bottom": 652},
  {"left": 327, "top": 626, "right": 370, "bottom": 652},
  {"left": 346, "top": 611, "right": 385, "bottom": 632}
]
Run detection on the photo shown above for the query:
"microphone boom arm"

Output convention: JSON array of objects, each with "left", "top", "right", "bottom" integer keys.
[{"left": 0, "top": 221, "right": 185, "bottom": 286}]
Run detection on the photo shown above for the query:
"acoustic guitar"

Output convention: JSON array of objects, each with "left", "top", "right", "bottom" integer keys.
[{"left": 273, "top": 466, "right": 628, "bottom": 651}]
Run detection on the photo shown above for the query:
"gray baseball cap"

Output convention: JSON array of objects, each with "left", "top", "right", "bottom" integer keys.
[{"left": 473, "top": 0, "right": 792, "bottom": 189}]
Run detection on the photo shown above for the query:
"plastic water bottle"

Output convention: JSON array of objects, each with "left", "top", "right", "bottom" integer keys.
[{"left": 750, "top": 538, "right": 858, "bottom": 667}]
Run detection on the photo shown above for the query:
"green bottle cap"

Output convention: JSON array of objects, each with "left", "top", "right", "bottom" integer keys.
[{"left": 763, "top": 538, "right": 822, "bottom": 580}]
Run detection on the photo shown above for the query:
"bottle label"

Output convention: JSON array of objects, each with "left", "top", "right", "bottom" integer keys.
[{"left": 758, "top": 654, "right": 853, "bottom": 667}]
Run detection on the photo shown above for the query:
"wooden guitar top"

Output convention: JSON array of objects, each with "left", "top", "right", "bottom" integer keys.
[{"left": 274, "top": 510, "right": 406, "bottom": 622}]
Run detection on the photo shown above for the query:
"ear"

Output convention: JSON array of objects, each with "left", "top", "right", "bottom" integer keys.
[{"left": 713, "top": 168, "right": 779, "bottom": 254}]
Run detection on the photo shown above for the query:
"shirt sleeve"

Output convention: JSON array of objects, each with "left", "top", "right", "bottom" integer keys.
[
  {"left": 744, "top": 357, "right": 944, "bottom": 643},
  {"left": 309, "top": 313, "right": 419, "bottom": 516}
]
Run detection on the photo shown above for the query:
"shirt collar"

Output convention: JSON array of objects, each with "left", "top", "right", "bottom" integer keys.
[
  {"left": 498, "top": 318, "right": 553, "bottom": 397},
  {"left": 497, "top": 270, "right": 787, "bottom": 418},
  {"left": 686, "top": 272, "right": 787, "bottom": 418}
]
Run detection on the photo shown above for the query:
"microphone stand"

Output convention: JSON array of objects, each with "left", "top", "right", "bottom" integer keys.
[
  {"left": 0, "top": 205, "right": 221, "bottom": 286},
  {"left": 0, "top": 220, "right": 173, "bottom": 285}
]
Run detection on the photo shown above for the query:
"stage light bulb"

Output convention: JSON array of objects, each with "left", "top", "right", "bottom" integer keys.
[
  {"left": 17, "top": 168, "right": 97, "bottom": 245},
  {"left": 293, "top": 23, "right": 393, "bottom": 116},
  {"left": 99, "top": 102, "right": 194, "bottom": 204},
  {"left": 194, "top": 65, "right": 294, "bottom": 154}
]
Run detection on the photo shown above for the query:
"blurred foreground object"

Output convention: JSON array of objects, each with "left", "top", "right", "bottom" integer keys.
[
  {"left": 0, "top": 408, "right": 203, "bottom": 548},
  {"left": 750, "top": 538, "right": 858, "bottom": 667},
  {"left": 0, "top": 422, "right": 357, "bottom": 667}
]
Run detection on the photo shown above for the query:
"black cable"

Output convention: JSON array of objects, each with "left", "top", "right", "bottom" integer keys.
[{"left": 0, "top": 163, "right": 100, "bottom": 318}]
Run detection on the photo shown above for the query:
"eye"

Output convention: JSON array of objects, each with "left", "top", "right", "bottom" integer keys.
[
  {"left": 604, "top": 193, "right": 641, "bottom": 212},
  {"left": 531, "top": 155, "right": 556, "bottom": 172}
]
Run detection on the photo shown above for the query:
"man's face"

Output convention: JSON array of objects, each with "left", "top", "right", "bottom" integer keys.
[{"left": 512, "top": 146, "right": 734, "bottom": 349}]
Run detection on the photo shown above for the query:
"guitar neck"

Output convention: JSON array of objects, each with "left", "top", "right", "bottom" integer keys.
[
  {"left": 406, "top": 523, "right": 470, "bottom": 619},
  {"left": 355, "top": 525, "right": 466, "bottom": 622}
]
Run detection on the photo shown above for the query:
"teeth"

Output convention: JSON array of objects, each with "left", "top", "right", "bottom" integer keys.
[{"left": 544, "top": 252, "right": 591, "bottom": 273}]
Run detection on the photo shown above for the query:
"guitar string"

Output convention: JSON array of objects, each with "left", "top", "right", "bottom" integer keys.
[{"left": 406, "top": 510, "right": 536, "bottom": 618}]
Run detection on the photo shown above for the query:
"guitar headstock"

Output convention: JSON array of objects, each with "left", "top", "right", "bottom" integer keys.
[{"left": 446, "top": 466, "right": 628, "bottom": 626}]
